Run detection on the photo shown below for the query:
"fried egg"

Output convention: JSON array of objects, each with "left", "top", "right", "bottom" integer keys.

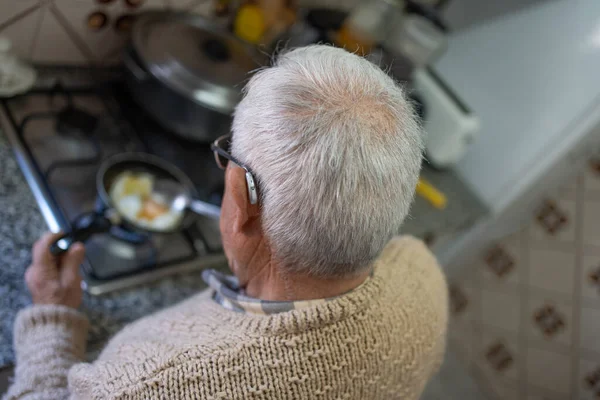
[{"left": 109, "top": 172, "right": 183, "bottom": 231}]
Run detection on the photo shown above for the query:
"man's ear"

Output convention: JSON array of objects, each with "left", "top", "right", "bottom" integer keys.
[{"left": 224, "top": 166, "right": 259, "bottom": 232}]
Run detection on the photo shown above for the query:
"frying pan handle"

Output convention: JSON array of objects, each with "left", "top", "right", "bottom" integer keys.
[
  {"left": 49, "top": 212, "right": 113, "bottom": 256},
  {"left": 188, "top": 200, "right": 221, "bottom": 220}
]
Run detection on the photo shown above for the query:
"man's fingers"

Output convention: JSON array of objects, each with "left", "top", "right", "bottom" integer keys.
[
  {"left": 60, "top": 243, "right": 85, "bottom": 286},
  {"left": 24, "top": 266, "right": 36, "bottom": 289},
  {"left": 32, "top": 232, "right": 63, "bottom": 266}
]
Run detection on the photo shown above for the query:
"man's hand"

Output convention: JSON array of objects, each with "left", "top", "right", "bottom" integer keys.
[{"left": 25, "top": 232, "right": 86, "bottom": 309}]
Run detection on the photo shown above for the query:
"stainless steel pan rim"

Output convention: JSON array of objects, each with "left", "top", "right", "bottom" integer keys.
[
  {"left": 49, "top": 153, "right": 219, "bottom": 255},
  {"left": 97, "top": 152, "right": 199, "bottom": 231}
]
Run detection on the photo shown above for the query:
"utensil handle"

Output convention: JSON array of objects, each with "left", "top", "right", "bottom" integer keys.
[
  {"left": 188, "top": 200, "right": 221, "bottom": 220},
  {"left": 49, "top": 212, "right": 113, "bottom": 255}
]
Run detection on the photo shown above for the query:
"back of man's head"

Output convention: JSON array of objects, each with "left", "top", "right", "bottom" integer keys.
[{"left": 232, "top": 45, "right": 424, "bottom": 278}]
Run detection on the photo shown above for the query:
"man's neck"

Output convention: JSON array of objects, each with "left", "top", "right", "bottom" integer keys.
[{"left": 242, "top": 262, "right": 371, "bottom": 302}]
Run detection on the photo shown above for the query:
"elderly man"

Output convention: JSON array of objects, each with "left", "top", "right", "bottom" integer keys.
[{"left": 6, "top": 45, "right": 447, "bottom": 400}]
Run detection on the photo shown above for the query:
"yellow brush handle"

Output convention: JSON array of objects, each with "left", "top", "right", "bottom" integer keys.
[{"left": 416, "top": 178, "right": 447, "bottom": 209}]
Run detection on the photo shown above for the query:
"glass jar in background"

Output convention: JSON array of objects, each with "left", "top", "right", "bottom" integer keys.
[
  {"left": 335, "top": 0, "right": 405, "bottom": 56},
  {"left": 384, "top": 14, "right": 447, "bottom": 67}
]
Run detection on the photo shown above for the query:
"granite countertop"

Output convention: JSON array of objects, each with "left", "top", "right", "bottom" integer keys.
[{"left": 0, "top": 126, "right": 487, "bottom": 369}]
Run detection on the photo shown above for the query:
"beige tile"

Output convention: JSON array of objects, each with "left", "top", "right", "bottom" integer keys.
[
  {"left": 584, "top": 161, "right": 600, "bottom": 194},
  {"left": 0, "top": 1, "right": 39, "bottom": 27},
  {"left": 0, "top": 5, "right": 44, "bottom": 59},
  {"left": 579, "top": 358, "right": 600, "bottom": 400},
  {"left": 448, "top": 284, "right": 480, "bottom": 362},
  {"left": 32, "top": 7, "right": 89, "bottom": 64},
  {"left": 583, "top": 200, "right": 600, "bottom": 247},
  {"left": 556, "top": 175, "right": 580, "bottom": 201},
  {"left": 483, "top": 378, "right": 519, "bottom": 400},
  {"left": 580, "top": 307, "right": 600, "bottom": 353},
  {"left": 528, "top": 248, "right": 576, "bottom": 295},
  {"left": 481, "top": 289, "right": 521, "bottom": 334},
  {"left": 526, "top": 347, "right": 571, "bottom": 397},
  {"left": 480, "top": 233, "right": 523, "bottom": 288},
  {"left": 526, "top": 295, "right": 573, "bottom": 347},
  {"left": 475, "top": 332, "right": 521, "bottom": 399},
  {"left": 581, "top": 255, "right": 600, "bottom": 301},
  {"left": 52, "top": 0, "right": 124, "bottom": 62},
  {"left": 448, "top": 325, "right": 477, "bottom": 363},
  {"left": 530, "top": 199, "right": 576, "bottom": 244},
  {"left": 456, "top": 264, "right": 480, "bottom": 289},
  {"left": 450, "top": 284, "right": 479, "bottom": 324},
  {"left": 527, "top": 386, "right": 570, "bottom": 400},
  {"left": 477, "top": 330, "right": 520, "bottom": 382}
]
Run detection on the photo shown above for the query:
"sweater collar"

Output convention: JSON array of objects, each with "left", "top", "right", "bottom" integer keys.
[{"left": 202, "top": 269, "right": 371, "bottom": 315}]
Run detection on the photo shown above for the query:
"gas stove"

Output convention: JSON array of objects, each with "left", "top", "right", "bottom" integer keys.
[{"left": 0, "top": 67, "right": 227, "bottom": 295}]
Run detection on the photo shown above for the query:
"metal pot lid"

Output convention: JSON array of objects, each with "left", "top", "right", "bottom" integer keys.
[{"left": 132, "top": 12, "right": 260, "bottom": 114}]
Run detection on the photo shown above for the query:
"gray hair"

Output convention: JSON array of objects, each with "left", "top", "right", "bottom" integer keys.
[{"left": 231, "top": 45, "right": 424, "bottom": 278}]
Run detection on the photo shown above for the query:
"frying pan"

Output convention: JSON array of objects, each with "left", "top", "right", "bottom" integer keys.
[{"left": 49, "top": 153, "right": 221, "bottom": 255}]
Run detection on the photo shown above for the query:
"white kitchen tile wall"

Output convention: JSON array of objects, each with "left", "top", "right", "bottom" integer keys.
[
  {"left": 52, "top": 0, "right": 129, "bottom": 62},
  {"left": 450, "top": 160, "right": 600, "bottom": 399},
  {"left": 0, "top": 5, "right": 44, "bottom": 60},
  {"left": 34, "top": 4, "right": 91, "bottom": 64},
  {"left": 0, "top": 0, "right": 216, "bottom": 65},
  {"left": 0, "top": 1, "right": 39, "bottom": 28},
  {"left": 0, "top": 0, "right": 363, "bottom": 65}
]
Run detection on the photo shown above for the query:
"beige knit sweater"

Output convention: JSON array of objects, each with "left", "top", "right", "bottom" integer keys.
[{"left": 5, "top": 236, "right": 448, "bottom": 400}]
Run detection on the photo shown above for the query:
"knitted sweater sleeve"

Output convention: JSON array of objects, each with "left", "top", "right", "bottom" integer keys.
[{"left": 3, "top": 305, "right": 89, "bottom": 400}]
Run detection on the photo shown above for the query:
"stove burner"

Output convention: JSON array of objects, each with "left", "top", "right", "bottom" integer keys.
[
  {"left": 83, "top": 234, "right": 160, "bottom": 280},
  {"left": 2, "top": 78, "right": 224, "bottom": 293},
  {"left": 109, "top": 226, "right": 151, "bottom": 244},
  {"left": 56, "top": 106, "right": 98, "bottom": 136}
]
